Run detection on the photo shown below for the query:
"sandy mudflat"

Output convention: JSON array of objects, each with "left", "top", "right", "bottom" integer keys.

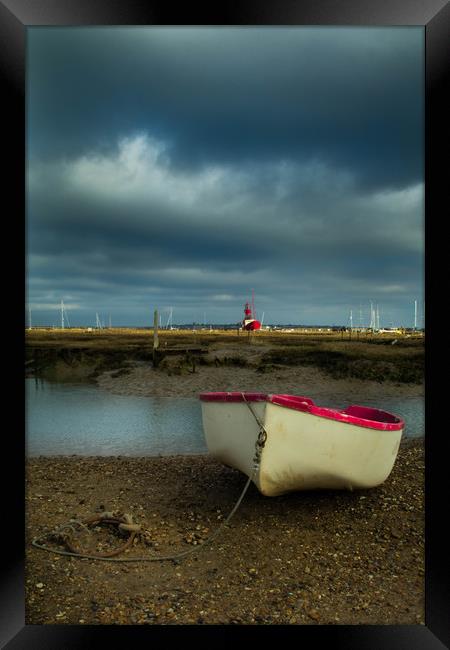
[
  {"left": 97, "top": 355, "right": 423, "bottom": 402},
  {"left": 26, "top": 439, "right": 424, "bottom": 626}
]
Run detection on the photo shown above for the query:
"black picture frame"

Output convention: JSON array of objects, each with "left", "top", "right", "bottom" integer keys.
[{"left": 3, "top": 0, "right": 448, "bottom": 647}]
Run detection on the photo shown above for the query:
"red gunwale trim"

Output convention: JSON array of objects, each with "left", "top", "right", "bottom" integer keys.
[
  {"left": 199, "top": 391, "right": 404, "bottom": 431},
  {"left": 269, "top": 394, "right": 315, "bottom": 411}
]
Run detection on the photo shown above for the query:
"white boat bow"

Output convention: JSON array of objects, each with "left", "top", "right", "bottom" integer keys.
[{"left": 199, "top": 392, "right": 404, "bottom": 496}]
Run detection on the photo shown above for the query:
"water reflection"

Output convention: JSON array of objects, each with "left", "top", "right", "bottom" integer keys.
[
  {"left": 26, "top": 379, "right": 207, "bottom": 457},
  {"left": 26, "top": 379, "right": 424, "bottom": 457}
]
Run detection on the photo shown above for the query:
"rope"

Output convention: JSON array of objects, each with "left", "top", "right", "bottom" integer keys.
[
  {"left": 31, "top": 393, "right": 267, "bottom": 563},
  {"left": 241, "top": 392, "right": 268, "bottom": 467}
]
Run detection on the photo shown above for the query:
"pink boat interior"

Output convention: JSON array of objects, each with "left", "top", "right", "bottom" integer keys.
[{"left": 199, "top": 391, "right": 404, "bottom": 432}]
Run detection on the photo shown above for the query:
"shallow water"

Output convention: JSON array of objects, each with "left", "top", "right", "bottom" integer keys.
[
  {"left": 26, "top": 378, "right": 207, "bottom": 457},
  {"left": 26, "top": 378, "right": 424, "bottom": 457}
]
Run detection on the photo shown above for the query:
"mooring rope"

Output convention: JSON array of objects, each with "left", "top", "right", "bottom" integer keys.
[
  {"left": 31, "top": 478, "right": 254, "bottom": 563},
  {"left": 31, "top": 393, "right": 267, "bottom": 563}
]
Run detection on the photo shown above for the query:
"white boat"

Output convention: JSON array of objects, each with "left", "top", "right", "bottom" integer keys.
[{"left": 199, "top": 392, "right": 404, "bottom": 496}]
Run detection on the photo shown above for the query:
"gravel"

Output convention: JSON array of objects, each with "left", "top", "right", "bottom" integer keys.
[{"left": 26, "top": 439, "right": 424, "bottom": 625}]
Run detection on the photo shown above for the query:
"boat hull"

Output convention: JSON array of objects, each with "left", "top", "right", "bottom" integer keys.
[
  {"left": 200, "top": 393, "right": 404, "bottom": 496},
  {"left": 243, "top": 319, "right": 261, "bottom": 331}
]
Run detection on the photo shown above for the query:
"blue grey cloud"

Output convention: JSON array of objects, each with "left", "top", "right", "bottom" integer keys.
[{"left": 26, "top": 27, "right": 424, "bottom": 327}]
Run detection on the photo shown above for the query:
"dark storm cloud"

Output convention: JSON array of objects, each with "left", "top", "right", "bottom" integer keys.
[
  {"left": 26, "top": 27, "right": 424, "bottom": 326},
  {"left": 28, "top": 27, "right": 423, "bottom": 190}
]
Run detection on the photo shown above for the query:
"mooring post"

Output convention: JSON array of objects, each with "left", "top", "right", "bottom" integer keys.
[{"left": 153, "top": 309, "right": 159, "bottom": 367}]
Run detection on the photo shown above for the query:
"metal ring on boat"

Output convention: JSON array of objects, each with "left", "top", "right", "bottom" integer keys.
[{"left": 257, "top": 429, "right": 267, "bottom": 447}]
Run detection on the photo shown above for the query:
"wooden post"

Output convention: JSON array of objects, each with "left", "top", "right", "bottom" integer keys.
[{"left": 153, "top": 309, "right": 159, "bottom": 367}]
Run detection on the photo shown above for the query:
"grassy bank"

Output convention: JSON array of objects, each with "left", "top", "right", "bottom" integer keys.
[
  {"left": 260, "top": 342, "right": 423, "bottom": 383},
  {"left": 26, "top": 329, "right": 424, "bottom": 384}
]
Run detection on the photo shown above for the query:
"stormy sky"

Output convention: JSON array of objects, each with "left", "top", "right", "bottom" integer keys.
[{"left": 26, "top": 27, "right": 424, "bottom": 327}]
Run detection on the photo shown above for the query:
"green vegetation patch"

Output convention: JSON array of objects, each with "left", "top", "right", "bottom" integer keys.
[{"left": 260, "top": 346, "right": 423, "bottom": 384}]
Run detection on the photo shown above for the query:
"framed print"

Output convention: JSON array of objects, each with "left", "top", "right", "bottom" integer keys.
[{"left": 2, "top": 0, "right": 448, "bottom": 647}]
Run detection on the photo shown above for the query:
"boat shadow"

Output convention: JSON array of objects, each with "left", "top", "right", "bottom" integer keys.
[{"left": 189, "top": 459, "right": 382, "bottom": 521}]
